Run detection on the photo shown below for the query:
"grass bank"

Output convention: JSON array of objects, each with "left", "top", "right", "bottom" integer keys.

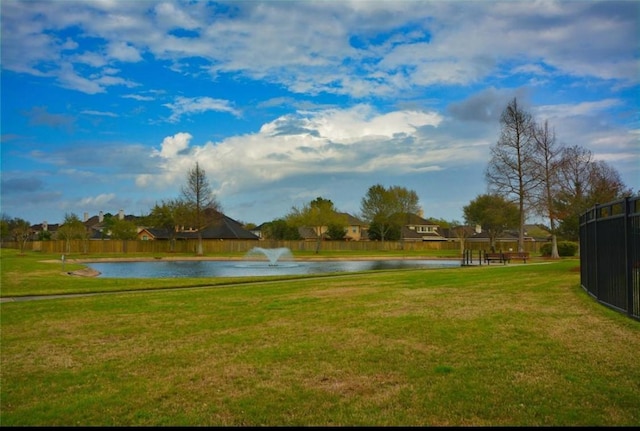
[{"left": 1, "top": 249, "right": 638, "bottom": 426}]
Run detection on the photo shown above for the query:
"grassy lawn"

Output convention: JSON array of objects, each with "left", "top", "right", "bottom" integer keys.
[{"left": 1, "top": 249, "right": 638, "bottom": 426}]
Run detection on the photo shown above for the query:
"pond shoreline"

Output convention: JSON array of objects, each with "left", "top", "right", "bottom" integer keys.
[{"left": 47, "top": 255, "right": 457, "bottom": 264}]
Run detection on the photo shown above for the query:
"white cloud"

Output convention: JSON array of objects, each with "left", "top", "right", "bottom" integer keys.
[
  {"left": 77, "top": 193, "right": 116, "bottom": 208},
  {"left": 153, "top": 1, "right": 201, "bottom": 30},
  {"left": 107, "top": 41, "right": 142, "bottom": 62},
  {"left": 71, "top": 51, "right": 108, "bottom": 68},
  {"left": 80, "top": 110, "right": 118, "bottom": 117},
  {"left": 122, "top": 94, "right": 155, "bottom": 101},
  {"left": 163, "top": 96, "right": 241, "bottom": 122},
  {"left": 3, "top": 1, "right": 637, "bottom": 98},
  {"left": 3, "top": 1, "right": 637, "bottom": 226},
  {"left": 137, "top": 105, "right": 481, "bottom": 201},
  {"left": 535, "top": 99, "right": 623, "bottom": 119},
  {"left": 155, "top": 132, "right": 192, "bottom": 158}
]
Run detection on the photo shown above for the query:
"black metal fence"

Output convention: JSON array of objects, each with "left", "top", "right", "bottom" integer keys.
[{"left": 579, "top": 196, "right": 640, "bottom": 321}]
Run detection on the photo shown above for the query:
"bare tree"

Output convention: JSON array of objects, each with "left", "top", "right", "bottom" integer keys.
[
  {"left": 485, "top": 98, "right": 540, "bottom": 252},
  {"left": 9, "top": 217, "right": 31, "bottom": 254},
  {"left": 531, "top": 120, "right": 562, "bottom": 259},
  {"left": 181, "top": 162, "right": 220, "bottom": 255},
  {"left": 555, "top": 146, "right": 632, "bottom": 239},
  {"left": 449, "top": 220, "right": 470, "bottom": 256}
]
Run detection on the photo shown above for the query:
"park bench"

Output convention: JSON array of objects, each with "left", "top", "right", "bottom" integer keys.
[
  {"left": 484, "top": 252, "right": 509, "bottom": 265},
  {"left": 504, "top": 252, "right": 530, "bottom": 263}
]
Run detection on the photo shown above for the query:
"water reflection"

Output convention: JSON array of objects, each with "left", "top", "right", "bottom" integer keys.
[{"left": 87, "top": 259, "right": 460, "bottom": 278}]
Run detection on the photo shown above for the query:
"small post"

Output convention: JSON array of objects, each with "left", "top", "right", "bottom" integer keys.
[{"left": 61, "top": 254, "right": 66, "bottom": 272}]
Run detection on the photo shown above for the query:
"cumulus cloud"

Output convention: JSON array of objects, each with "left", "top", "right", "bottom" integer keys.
[
  {"left": 155, "top": 132, "right": 192, "bottom": 158},
  {"left": 137, "top": 105, "right": 481, "bottom": 199}
]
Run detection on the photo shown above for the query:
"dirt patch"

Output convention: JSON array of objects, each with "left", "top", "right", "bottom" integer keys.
[{"left": 67, "top": 268, "right": 101, "bottom": 277}]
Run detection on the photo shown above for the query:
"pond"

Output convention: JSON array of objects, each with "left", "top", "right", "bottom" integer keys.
[{"left": 87, "top": 259, "right": 461, "bottom": 278}]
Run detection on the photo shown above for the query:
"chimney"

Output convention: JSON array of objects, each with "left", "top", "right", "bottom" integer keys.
[
  {"left": 118, "top": 209, "right": 124, "bottom": 220},
  {"left": 43, "top": 221, "right": 48, "bottom": 231},
  {"left": 99, "top": 211, "right": 104, "bottom": 223},
  {"left": 475, "top": 224, "right": 482, "bottom": 234},
  {"left": 84, "top": 212, "right": 89, "bottom": 222}
]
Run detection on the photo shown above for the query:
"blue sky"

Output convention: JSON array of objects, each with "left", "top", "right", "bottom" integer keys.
[{"left": 1, "top": 0, "right": 638, "bottom": 227}]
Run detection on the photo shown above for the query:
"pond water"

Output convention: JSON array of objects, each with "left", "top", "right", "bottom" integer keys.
[{"left": 88, "top": 259, "right": 461, "bottom": 278}]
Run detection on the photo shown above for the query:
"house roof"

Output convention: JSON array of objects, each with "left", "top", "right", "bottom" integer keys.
[
  {"left": 401, "top": 226, "right": 447, "bottom": 241},
  {"left": 197, "top": 214, "right": 259, "bottom": 240},
  {"left": 337, "top": 212, "right": 366, "bottom": 226},
  {"left": 138, "top": 228, "right": 172, "bottom": 240},
  {"left": 30, "top": 223, "right": 60, "bottom": 232},
  {"left": 297, "top": 226, "right": 321, "bottom": 240}
]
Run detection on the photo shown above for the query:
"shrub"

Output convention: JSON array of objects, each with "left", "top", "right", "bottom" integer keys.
[{"left": 541, "top": 241, "right": 578, "bottom": 257}]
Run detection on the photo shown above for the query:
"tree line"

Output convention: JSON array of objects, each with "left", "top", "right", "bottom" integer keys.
[{"left": 472, "top": 97, "right": 633, "bottom": 257}]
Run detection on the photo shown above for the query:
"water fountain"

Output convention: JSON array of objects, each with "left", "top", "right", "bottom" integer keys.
[{"left": 244, "top": 247, "right": 294, "bottom": 266}]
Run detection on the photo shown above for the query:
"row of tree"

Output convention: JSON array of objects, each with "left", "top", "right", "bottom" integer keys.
[
  {"left": 1, "top": 211, "right": 142, "bottom": 254},
  {"left": 276, "top": 185, "right": 421, "bottom": 253},
  {"left": 478, "top": 97, "right": 632, "bottom": 258}
]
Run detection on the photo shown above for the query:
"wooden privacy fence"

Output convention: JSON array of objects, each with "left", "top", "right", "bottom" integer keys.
[
  {"left": 5, "top": 238, "right": 543, "bottom": 255},
  {"left": 579, "top": 196, "right": 640, "bottom": 321}
]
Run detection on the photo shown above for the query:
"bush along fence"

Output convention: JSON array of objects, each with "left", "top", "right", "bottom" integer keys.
[{"left": 579, "top": 195, "right": 640, "bottom": 321}]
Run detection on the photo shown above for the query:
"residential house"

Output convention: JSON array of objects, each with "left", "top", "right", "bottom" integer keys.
[
  {"left": 137, "top": 212, "right": 258, "bottom": 241},
  {"left": 294, "top": 212, "right": 368, "bottom": 241},
  {"left": 401, "top": 213, "right": 447, "bottom": 241},
  {"left": 339, "top": 212, "right": 368, "bottom": 241},
  {"left": 29, "top": 221, "right": 60, "bottom": 240}
]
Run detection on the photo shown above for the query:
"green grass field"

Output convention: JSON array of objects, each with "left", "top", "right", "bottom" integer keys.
[{"left": 1, "top": 249, "right": 638, "bottom": 426}]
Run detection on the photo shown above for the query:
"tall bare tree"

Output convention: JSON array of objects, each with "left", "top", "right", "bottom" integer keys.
[
  {"left": 531, "top": 120, "right": 562, "bottom": 259},
  {"left": 181, "top": 162, "right": 220, "bottom": 255},
  {"left": 485, "top": 98, "right": 540, "bottom": 252}
]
